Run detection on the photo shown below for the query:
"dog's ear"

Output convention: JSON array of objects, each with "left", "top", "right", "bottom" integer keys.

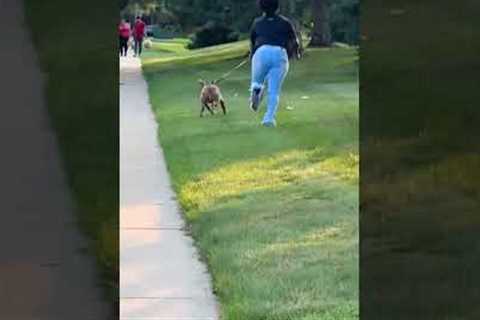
[
  {"left": 198, "top": 79, "right": 206, "bottom": 87},
  {"left": 211, "top": 79, "right": 217, "bottom": 85}
]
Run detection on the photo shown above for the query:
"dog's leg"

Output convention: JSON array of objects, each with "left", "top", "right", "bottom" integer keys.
[
  {"left": 205, "top": 104, "right": 215, "bottom": 115},
  {"left": 200, "top": 104, "right": 206, "bottom": 117},
  {"left": 220, "top": 100, "right": 227, "bottom": 115}
]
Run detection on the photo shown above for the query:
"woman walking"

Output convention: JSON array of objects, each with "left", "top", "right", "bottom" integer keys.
[
  {"left": 249, "top": 0, "right": 301, "bottom": 127},
  {"left": 118, "top": 19, "right": 131, "bottom": 57},
  {"left": 133, "top": 16, "right": 146, "bottom": 57}
]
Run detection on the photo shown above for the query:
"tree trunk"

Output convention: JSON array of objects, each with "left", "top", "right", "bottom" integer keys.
[{"left": 309, "top": 0, "right": 331, "bottom": 47}]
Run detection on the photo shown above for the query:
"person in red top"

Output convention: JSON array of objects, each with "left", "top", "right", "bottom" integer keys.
[
  {"left": 133, "top": 16, "right": 146, "bottom": 57},
  {"left": 118, "top": 19, "right": 131, "bottom": 57}
]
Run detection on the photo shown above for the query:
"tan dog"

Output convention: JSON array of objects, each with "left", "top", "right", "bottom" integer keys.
[{"left": 198, "top": 79, "right": 227, "bottom": 117}]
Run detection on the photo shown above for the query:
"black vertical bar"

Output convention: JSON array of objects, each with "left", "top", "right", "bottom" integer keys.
[{"left": 361, "top": 1, "right": 480, "bottom": 319}]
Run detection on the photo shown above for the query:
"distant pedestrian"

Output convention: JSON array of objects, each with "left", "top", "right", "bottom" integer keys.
[
  {"left": 133, "top": 16, "right": 146, "bottom": 57},
  {"left": 118, "top": 19, "right": 131, "bottom": 57},
  {"left": 249, "top": 0, "right": 301, "bottom": 127}
]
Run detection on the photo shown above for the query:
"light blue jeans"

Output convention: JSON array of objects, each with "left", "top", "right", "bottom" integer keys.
[{"left": 251, "top": 45, "right": 289, "bottom": 124}]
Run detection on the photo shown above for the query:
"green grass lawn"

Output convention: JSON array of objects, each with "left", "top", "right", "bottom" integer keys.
[
  {"left": 23, "top": 0, "right": 118, "bottom": 303},
  {"left": 147, "top": 38, "right": 190, "bottom": 55},
  {"left": 143, "top": 39, "right": 250, "bottom": 67},
  {"left": 142, "top": 42, "right": 359, "bottom": 319}
]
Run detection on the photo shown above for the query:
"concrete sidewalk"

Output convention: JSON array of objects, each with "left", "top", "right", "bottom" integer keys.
[
  {"left": 120, "top": 55, "right": 219, "bottom": 320},
  {"left": 0, "top": 0, "right": 109, "bottom": 319}
]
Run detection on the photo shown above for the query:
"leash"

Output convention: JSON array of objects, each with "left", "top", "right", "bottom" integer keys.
[{"left": 214, "top": 58, "right": 249, "bottom": 84}]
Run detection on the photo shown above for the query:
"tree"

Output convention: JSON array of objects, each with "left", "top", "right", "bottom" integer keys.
[
  {"left": 121, "top": 0, "right": 358, "bottom": 46},
  {"left": 329, "top": 0, "right": 359, "bottom": 45},
  {"left": 120, "top": 0, "right": 129, "bottom": 10},
  {"left": 123, "top": 0, "right": 160, "bottom": 23},
  {"left": 309, "top": 0, "right": 331, "bottom": 47}
]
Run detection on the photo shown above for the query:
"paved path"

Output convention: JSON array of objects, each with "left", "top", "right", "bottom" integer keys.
[
  {"left": 0, "top": 0, "right": 109, "bottom": 319},
  {"left": 120, "top": 55, "right": 219, "bottom": 320}
]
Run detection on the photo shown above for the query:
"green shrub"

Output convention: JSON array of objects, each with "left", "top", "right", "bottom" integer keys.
[{"left": 188, "top": 22, "right": 239, "bottom": 49}]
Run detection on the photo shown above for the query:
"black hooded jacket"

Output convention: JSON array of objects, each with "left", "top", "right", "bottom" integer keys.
[{"left": 250, "top": 14, "right": 300, "bottom": 59}]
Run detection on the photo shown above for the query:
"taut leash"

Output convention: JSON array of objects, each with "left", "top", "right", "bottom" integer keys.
[{"left": 213, "top": 58, "right": 249, "bottom": 84}]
